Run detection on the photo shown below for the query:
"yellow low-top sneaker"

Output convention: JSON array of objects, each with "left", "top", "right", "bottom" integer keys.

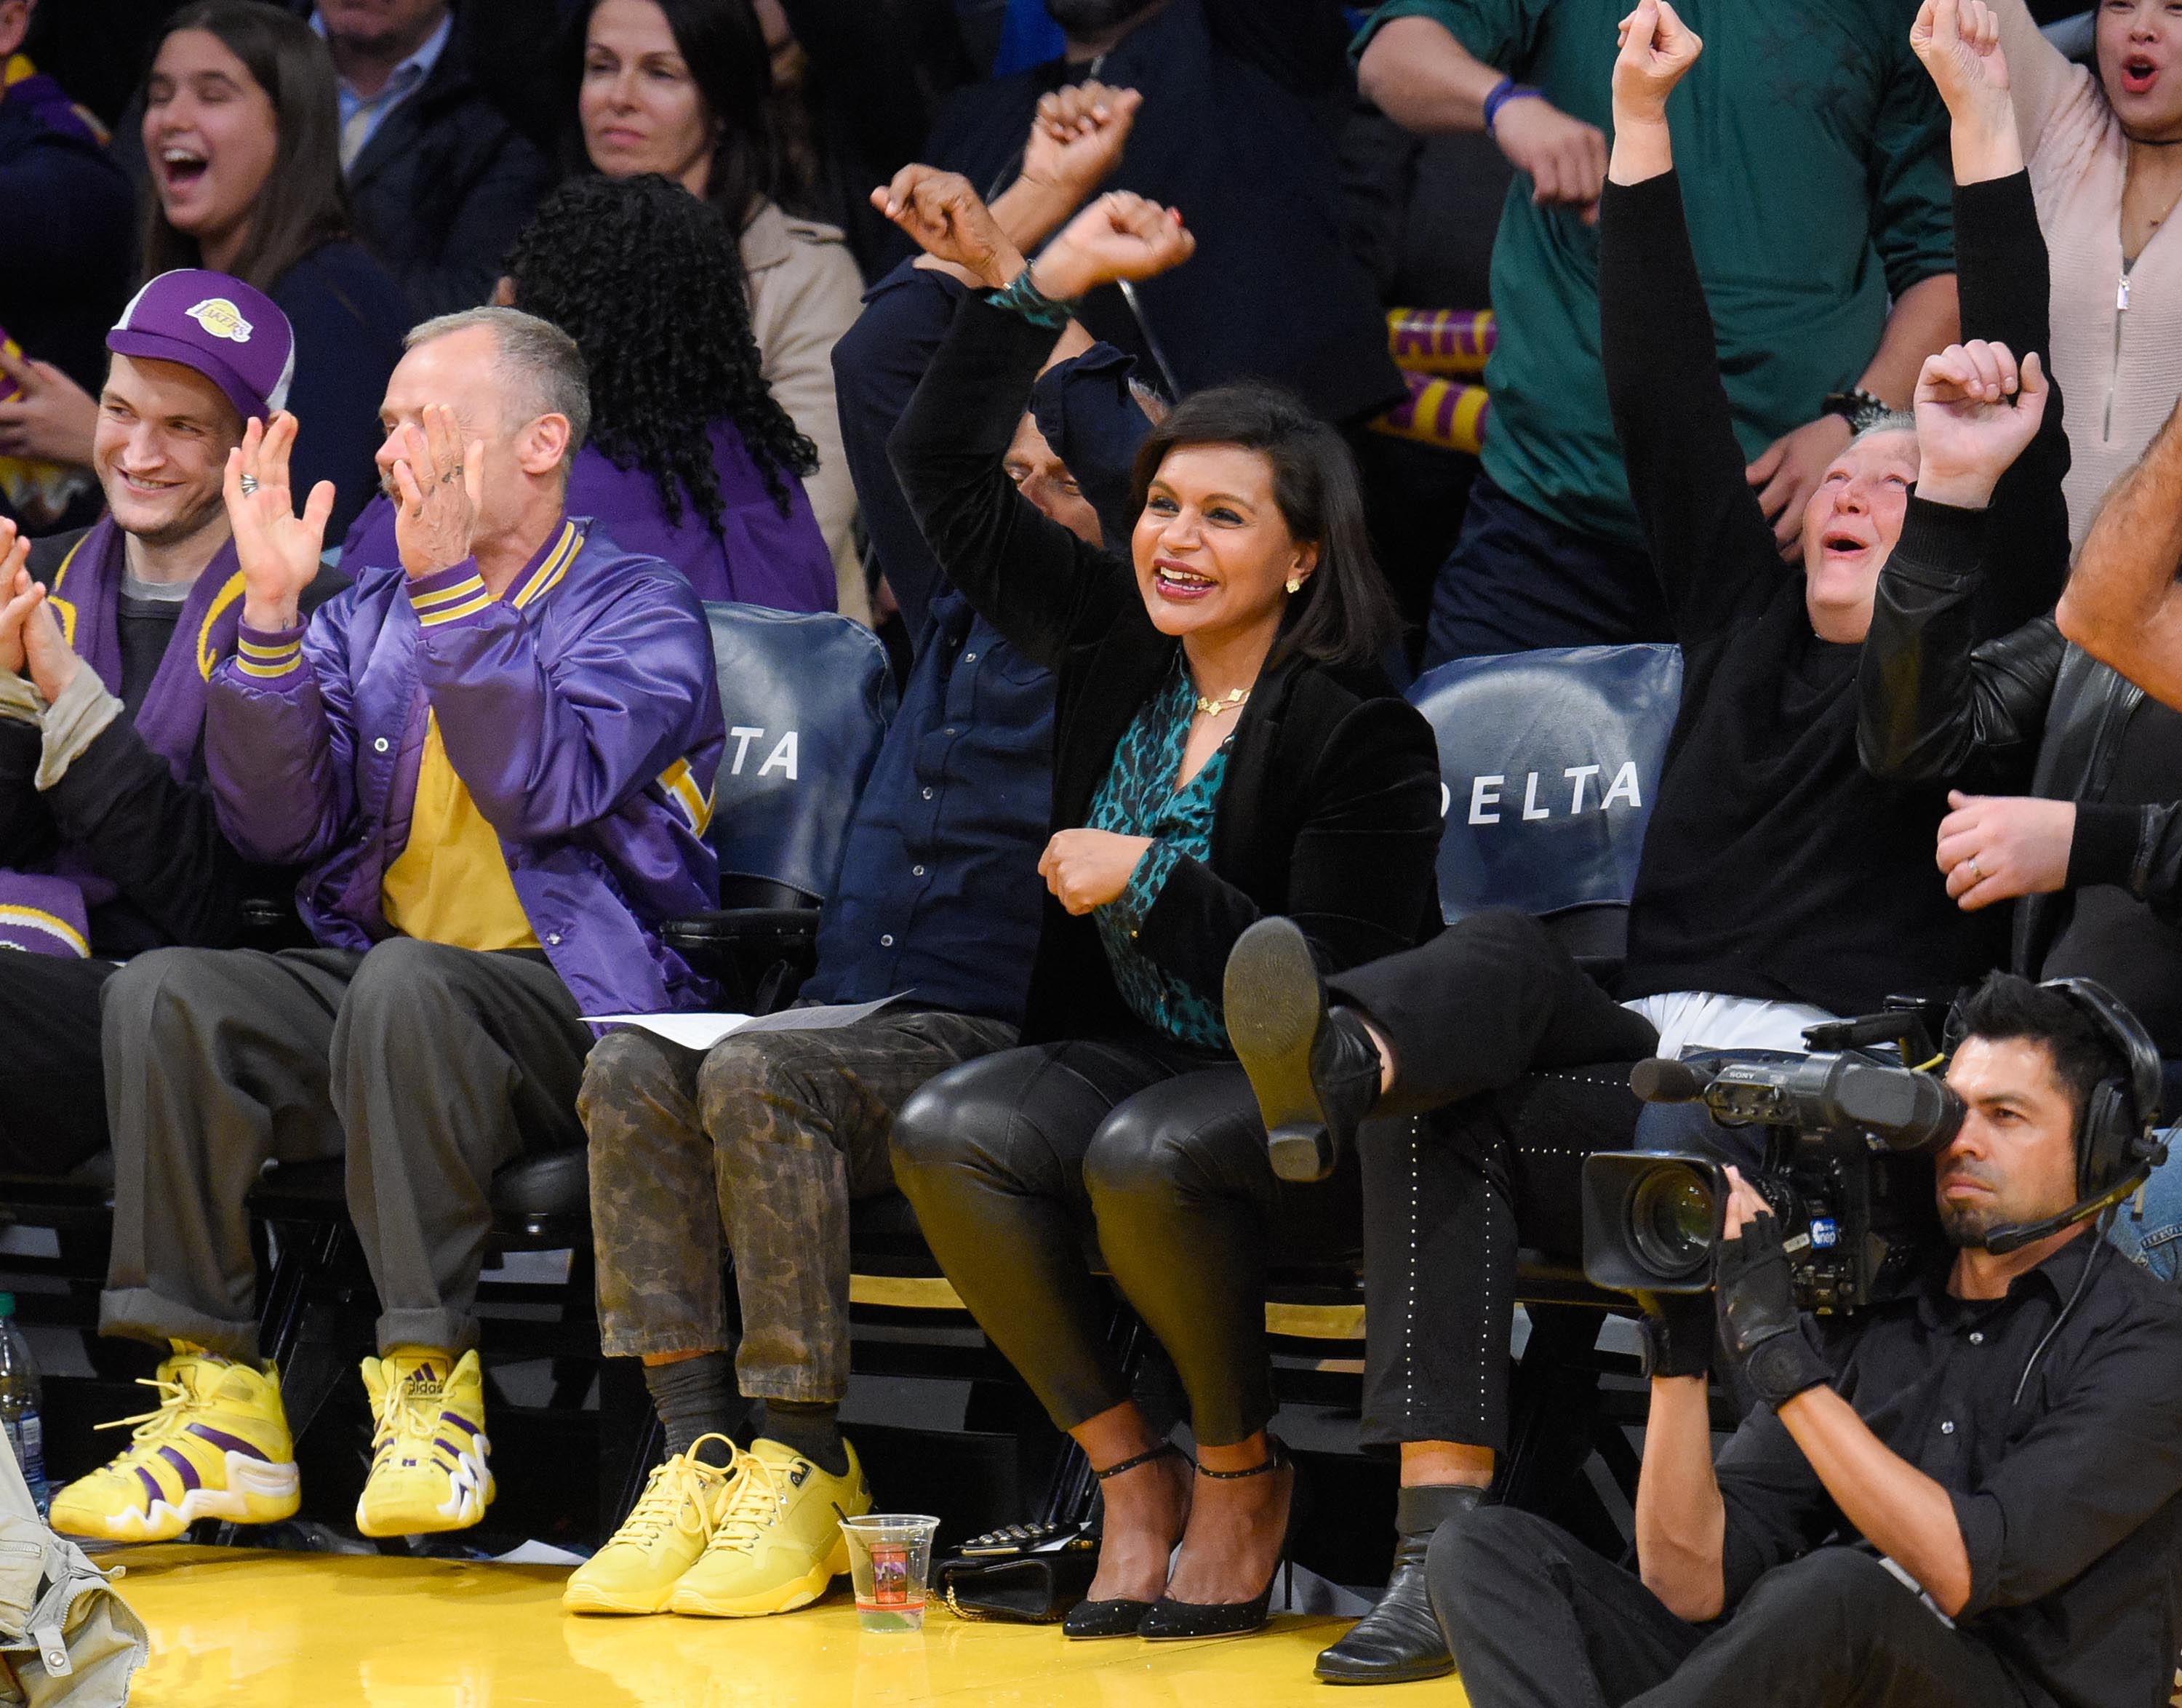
[
  {"left": 668, "top": 1437, "right": 871, "bottom": 1618},
  {"left": 564, "top": 1437, "right": 743, "bottom": 1615},
  {"left": 48, "top": 1344, "right": 299, "bottom": 1542},
  {"left": 354, "top": 1347, "right": 494, "bottom": 1539}
]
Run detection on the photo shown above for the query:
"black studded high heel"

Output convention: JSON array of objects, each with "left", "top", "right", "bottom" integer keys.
[
  {"left": 1062, "top": 1440, "right": 1194, "bottom": 1640},
  {"left": 1138, "top": 1437, "right": 1298, "bottom": 1641}
]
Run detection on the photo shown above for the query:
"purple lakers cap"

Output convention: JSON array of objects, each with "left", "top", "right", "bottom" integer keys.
[{"left": 105, "top": 269, "right": 296, "bottom": 427}]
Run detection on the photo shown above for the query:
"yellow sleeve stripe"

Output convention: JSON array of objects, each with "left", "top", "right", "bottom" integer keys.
[
  {"left": 512, "top": 522, "right": 582, "bottom": 610},
  {"left": 658, "top": 757, "right": 714, "bottom": 837},
  {"left": 417, "top": 590, "right": 497, "bottom": 629},
  {"left": 409, "top": 574, "right": 489, "bottom": 614},
  {"left": 236, "top": 633, "right": 300, "bottom": 662},
  {"left": 233, "top": 651, "right": 304, "bottom": 679},
  {"left": 0, "top": 905, "right": 89, "bottom": 957}
]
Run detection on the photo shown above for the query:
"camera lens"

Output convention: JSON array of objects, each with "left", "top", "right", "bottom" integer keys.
[{"left": 1627, "top": 1165, "right": 1717, "bottom": 1280}]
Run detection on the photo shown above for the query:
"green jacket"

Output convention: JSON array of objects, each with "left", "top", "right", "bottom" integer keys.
[{"left": 1356, "top": 0, "right": 1954, "bottom": 550}]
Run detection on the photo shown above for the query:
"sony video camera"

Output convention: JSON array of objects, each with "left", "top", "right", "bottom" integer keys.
[{"left": 1582, "top": 1008, "right": 1961, "bottom": 1314}]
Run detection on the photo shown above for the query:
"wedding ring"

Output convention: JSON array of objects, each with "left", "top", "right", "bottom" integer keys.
[
  {"left": 1967, "top": 857, "right": 1981, "bottom": 879},
  {"left": 239, "top": 474, "right": 259, "bottom": 497}
]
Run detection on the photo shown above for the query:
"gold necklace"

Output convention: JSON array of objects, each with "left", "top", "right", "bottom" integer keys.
[{"left": 1193, "top": 687, "right": 1250, "bottom": 718}]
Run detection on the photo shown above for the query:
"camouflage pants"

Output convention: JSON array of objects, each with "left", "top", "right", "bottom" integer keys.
[{"left": 580, "top": 1010, "right": 1018, "bottom": 1402}]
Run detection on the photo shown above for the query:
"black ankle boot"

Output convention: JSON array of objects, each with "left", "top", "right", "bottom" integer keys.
[
  {"left": 1314, "top": 1485, "right": 1480, "bottom": 1685},
  {"left": 1225, "top": 917, "right": 1383, "bottom": 1184}
]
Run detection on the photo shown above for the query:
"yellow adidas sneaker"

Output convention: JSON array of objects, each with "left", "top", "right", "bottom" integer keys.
[
  {"left": 564, "top": 1438, "right": 743, "bottom": 1615},
  {"left": 48, "top": 1344, "right": 299, "bottom": 1542},
  {"left": 668, "top": 1437, "right": 870, "bottom": 1618},
  {"left": 354, "top": 1347, "right": 495, "bottom": 1539}
]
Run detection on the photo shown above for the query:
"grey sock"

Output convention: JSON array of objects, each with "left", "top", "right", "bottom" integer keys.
[
  {"left": 760, "top": 1399, "right": 847, "bottom": 1477},
  {"left": 643, "top": 1354, "right": 739, "bottom": 1466}
]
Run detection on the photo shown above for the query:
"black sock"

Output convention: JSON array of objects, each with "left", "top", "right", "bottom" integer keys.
[
  {"left": 642, "top": 1354, "right": 739, "bottom": 1467},
  {"left": 761, "top": 1399, "right": 848, "bottom": 1477}
]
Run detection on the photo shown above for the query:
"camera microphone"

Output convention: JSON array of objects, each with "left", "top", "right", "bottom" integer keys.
[{"left": 1631, "top": 1058, "right": 1714, "bottom": 1104}]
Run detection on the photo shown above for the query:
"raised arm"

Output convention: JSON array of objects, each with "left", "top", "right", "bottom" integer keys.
[
  {"left": 1991, "top": 0, "right": 2083, "bottom": 151},
  {"left": 1598, "top": 0, "right": 1783, "bottom": 637},
  {"left": 2055, "top": 401, "right": 2182, "bottom": 709},
  {"left": 1355, "top": 9, "right": 1609, "bottom": 221},
  {"left": 884, "top": 174, "right": 1193, "bottom": 670}
]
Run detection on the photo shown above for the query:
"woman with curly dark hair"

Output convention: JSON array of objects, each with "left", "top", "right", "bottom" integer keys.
[{"left": 340, "top": 175, "right": 834, "bottom": 611}]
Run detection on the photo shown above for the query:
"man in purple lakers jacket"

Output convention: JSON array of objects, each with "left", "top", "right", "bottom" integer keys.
[{"left": 48, "top": 306, "right": 725, "bottom": 1547}]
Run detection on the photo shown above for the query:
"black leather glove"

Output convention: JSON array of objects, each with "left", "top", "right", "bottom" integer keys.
[
  {"left": 1635, "top": 1289, "right": 1713, "bottom": 1379},
  {"left": 1714, "top": 1210, "right": 1831, "bottom": 1410}
]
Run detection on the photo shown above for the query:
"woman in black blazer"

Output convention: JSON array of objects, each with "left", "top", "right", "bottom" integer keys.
[{"left": 880, "top": 172, "right": 1443, "bottom": 1641}]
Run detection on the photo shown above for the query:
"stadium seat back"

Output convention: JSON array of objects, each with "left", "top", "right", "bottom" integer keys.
[
  {"left": 703, "top": 603, "right": 898, "bottom": 903},
  {"left": 1407, "top": 643, "right": 1683, "bottom": 924}
]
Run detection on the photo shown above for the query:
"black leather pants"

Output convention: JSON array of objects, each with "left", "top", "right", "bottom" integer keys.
[{"left": 891, "top": 1035, "right": 1362, "bottom": 1446}]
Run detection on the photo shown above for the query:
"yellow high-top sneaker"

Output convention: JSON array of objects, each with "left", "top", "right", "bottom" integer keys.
[
  {"left": 48, "top": 1343, "right": 298, "bottom": 1542},
  {"left": 563, "top": 1436, "right": 743, "bottom": 1614},
  {"left": 354, "top": 1347, "right": 494, "bottom": 1539},
  {"left": 668, "top": 1437, "right": 871, "bottom": 1617}
]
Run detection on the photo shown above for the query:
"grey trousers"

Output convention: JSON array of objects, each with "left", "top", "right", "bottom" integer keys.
[
  {"left": 579, "top": 1009, "right": 1018, "bottom": 1402},
  {"left": 100, "top": 938, "right": 591, "bottom": 1362}
]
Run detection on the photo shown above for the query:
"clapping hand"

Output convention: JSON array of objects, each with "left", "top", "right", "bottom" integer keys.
[
  {"left": 1612, "top": 0, "right": 1704, "bottom": 126},
  {"left": 226, "top": 412, "right": 335, "bottom": 631},
  {"left": 1029, "top": 192, "right": 1196, "bottom": 303},
  {"left": 1912, "top": 339, "right": 2047, "bottom": 510},
  {"left": 1020, "top": 81, "right": 1142, "bottom": 211},
  {"left": 873, "top": 166, "right": 1028, "bottom": 291},
  {"left": 0, "top": 524, "right": 41, "bottom": 677},
  {"left": 387, "top": 403, "right": 486, "bottom": 579}
]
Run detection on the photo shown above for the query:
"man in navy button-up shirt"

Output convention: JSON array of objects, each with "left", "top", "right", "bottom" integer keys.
[{"left": 570, "top": 180, "right": 1155, "bottom": 1595}]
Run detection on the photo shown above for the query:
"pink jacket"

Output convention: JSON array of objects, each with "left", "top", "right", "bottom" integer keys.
[{"left": 2002, "top": 0, "right": 2182, "bottom": 547}]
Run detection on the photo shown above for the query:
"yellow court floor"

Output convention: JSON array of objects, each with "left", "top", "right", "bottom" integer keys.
[{"left": 115, "top": 1547, "right": 1472, "bottom": 1707}]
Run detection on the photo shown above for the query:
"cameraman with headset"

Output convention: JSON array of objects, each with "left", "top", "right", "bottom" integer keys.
[{"left": 1432, "top": 971, "right": 2182, "bottom": 1707}]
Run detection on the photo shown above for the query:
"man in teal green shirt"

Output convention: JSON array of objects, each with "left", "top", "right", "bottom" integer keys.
[{"left": 1356, "top": 0, "right": 1959, "bottom": 666}]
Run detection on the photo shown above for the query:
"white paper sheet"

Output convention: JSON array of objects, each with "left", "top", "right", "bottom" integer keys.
[{"left": 582, "top": 994, "right": 908, "bottom": 1052}]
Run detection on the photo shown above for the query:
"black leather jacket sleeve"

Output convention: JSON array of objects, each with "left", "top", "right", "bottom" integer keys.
[
  {"left": 2071, "top": 799, "right": 2182, "bottom": 927},
  {"left": 1858, "top": 495, "right": 2060, "bottom": 787}
]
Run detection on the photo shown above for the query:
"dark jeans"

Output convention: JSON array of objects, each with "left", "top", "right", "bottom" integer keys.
[
  {"left": 1432, "top": 1507, "right": 2031, "bottom": 1708},
  {"left": 0, "top": 951, "right": 118, "bottom": 1175},
  {"left": 1332, "top": 912, "right": 1661, "bottom": 1450},
  {"left": 890, "top": 1034, "right": 1361, "bottom": 1446},
  {"left": 579, "top": 1009, "right": 1018, "bottom": 1402},
  {"left": 100, "top": 938, "right": 591, "bottom": 1361},
  {"left": 1422, "top": 474, "right": 1672, "bottom": 667}
]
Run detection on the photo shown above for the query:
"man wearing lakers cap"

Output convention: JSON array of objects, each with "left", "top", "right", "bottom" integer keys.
[
  {"left": 0, "top": 268, "right": 341, "bottom": 1177},
  {"left": 48, "top": 305, "right": 724, "bottom": 1547}
]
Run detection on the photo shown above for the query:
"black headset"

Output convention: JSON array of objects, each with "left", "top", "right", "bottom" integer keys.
[{"left": 1943, "top": 976, "right": 2167, "bottom": 1256}]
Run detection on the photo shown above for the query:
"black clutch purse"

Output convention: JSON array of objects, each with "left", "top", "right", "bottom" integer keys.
[{"left": 935, "top": 1518, "right": 1100, "bottom": 1624}]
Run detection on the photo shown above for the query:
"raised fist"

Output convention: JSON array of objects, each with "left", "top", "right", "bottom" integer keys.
[
  {"left": 1029, "top": 192, "right": 1196, "bottom": 303},
  {"left": 872, "top": 166, "right": 1026, "bottom": 291},
  {"left": 1021, "top": 81, "right": 1142, "bottom": 209},
  {"left": 1911, "top": 0, "right": 2010, "bottom": 118},
  {"left": 1612, "top": 0, "right": 1703, "bottom": 124}
]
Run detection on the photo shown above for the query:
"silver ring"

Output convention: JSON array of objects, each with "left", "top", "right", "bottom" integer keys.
[
  {"left": 1967, "top": 857, "right": 1981, "bottom": 879},
  {"left": 238, "top": 474, "right": 259, "bottom": 497}
]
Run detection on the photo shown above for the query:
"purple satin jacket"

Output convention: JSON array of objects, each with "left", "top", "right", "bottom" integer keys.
[{"left": 205, "top": 516, "right": 726, "bottom": 1015}]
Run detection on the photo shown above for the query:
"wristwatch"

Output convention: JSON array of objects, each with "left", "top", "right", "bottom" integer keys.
[{"left": 1821, "top": 388, "right": 1892, "bottom": 434}]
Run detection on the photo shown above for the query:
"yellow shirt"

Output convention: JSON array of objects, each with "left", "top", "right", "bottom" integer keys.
[{"left": 380, "top": 711, "right": 540, "bottom": 951}]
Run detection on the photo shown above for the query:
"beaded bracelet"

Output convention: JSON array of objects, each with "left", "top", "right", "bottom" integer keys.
[
  {"left": 984, "top": 266, "right": 1074, "bottom": 331},
  {"left": 1482, "top": 76, "right": 1543, "bottom": 135}
]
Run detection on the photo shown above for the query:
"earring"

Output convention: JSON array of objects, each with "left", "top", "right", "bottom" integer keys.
[{"left": 1285, "top": 575, "right": 1303, "bottom": 594}]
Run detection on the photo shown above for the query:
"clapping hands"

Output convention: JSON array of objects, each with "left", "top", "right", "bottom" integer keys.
[
  {"left": 1912, "top": 339, "right": 2048, "bottom": 509},
  {"left": 386, "top": 403, "right": 486, "bottom": 580}
]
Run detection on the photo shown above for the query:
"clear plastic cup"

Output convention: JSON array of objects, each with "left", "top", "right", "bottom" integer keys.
[{"left": 839, "top": 1515, "right": 941, "bottom": 1632}]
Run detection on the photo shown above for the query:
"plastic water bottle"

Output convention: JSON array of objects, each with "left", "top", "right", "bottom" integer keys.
[{"left": 0, "top": 1295, "right": 50, "bottom": 1516}]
